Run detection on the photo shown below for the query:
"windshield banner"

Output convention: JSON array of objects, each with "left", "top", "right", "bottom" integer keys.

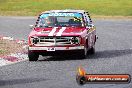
[{"left": 40, "top": 13, "right": 82, "bottom": 18}]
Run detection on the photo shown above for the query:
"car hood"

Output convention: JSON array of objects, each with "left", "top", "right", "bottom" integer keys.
[{"left": 29, "top": 27, "right": 86, "bottom": 37}]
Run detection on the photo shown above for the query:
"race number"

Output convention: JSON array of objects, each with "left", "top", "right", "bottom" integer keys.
[{"left": 47, "top": 47, "right": 55, "bottom": 51}]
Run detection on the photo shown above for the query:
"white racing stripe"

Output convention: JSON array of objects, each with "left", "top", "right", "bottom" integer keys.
[
  {"left": 48, "top": 27, "right": 57, "bottom": 36},
  {"left": 56, "top": 27, "right": 66, "bottom": 36}
]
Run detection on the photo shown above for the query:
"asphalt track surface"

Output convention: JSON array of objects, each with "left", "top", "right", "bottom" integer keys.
[{"left": 0, "top": 17, "right": 132, "bottom": 88}]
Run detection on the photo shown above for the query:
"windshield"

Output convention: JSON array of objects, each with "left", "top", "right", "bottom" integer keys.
[{"left": 36, "top": 12, "right": 84, "bottom": 27}]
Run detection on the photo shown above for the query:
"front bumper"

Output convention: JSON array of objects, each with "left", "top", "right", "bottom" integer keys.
[
  {"left": 28, "top": 46, "right": 84, "bottom": 56},
  {"left": 29, "top": 46, "right": 84, "bottom": 51}
]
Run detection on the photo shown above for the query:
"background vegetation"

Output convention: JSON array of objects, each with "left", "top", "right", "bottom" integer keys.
[{"left": 0, "top": 0, "right": 132, "bottom": 16}]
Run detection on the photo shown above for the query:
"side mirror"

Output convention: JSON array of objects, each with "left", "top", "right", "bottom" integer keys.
[{"left": 29, "top": 25, "right": 34, "bottom": 29}]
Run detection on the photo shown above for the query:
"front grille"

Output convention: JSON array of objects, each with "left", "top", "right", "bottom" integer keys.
[{"left": 32, "top": 36, "right": 72, "bottom": 46}]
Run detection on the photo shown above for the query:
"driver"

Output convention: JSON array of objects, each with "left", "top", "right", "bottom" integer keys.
[{"left": 44, "top": 16, "right": 58, "bottom": 27}]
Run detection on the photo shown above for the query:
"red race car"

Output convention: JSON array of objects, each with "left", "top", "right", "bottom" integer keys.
[{"left": 28, "top": 10, "right": 97, "bottom": 61}]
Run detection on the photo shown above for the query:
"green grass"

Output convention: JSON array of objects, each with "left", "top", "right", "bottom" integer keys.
[
  {"left": 0, "top": 49, "right": 6, "bottom": 54},
  {"left": 0, "top": 0, "right": 132, "bottom": 16}
]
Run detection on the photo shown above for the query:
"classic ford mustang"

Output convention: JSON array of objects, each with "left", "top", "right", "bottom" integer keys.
[{"left": 28, "top": 10, "right": 97, "bottom": 61}]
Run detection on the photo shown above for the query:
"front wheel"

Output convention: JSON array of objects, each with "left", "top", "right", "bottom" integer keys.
[
  {"left": 88, "top": 45, "right": 95, "bottom": 55},
  {"left": 80, "top": 46, "right": 88, "bottom": 59},
  {"left": 28, "top": 51, "right": 39, "bottom": 61}
]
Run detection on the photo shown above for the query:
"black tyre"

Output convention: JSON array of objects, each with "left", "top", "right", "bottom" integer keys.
[
  {"left": 28, "top": 51, "right": 39, "bottom": 61},
  {"left": 88, "top": 45, "right": 95, "bottom": 55}
]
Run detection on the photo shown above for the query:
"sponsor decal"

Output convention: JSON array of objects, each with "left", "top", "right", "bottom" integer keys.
[
  {"left": 76, "top": 67, "right": 131, "bottom": 85},
  {"left": 38, "top": 30, "right": 50, "bottom": 34},
  {"left": 42, "top": 30, "right": 50, "bottom": 33},
  {"left": 40, "top": 13, "right": 82, "bottom": 18},
  {"left": 49, "top": 13, "right": 74, "bottom": 16}
]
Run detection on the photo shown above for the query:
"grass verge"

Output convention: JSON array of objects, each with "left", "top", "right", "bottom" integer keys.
[{"left": 0, "top": 0, "right": 132, "bottom": 16}]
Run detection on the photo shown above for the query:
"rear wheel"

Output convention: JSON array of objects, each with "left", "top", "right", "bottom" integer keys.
[{"left": 28, "top": 51, "right": 39, "bottom": 61}]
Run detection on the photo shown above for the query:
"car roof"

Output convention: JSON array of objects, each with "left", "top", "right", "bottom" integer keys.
[{"left": 41, "top": 9, "right": 86, "bottom": 14}]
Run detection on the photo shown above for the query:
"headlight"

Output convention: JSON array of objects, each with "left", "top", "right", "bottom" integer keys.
[
  {"left": 30, "top": 36, "right": 39, "bottom": 44},
  {"left": 71, "top": 37, "right": 80, "bottom": 44}
]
